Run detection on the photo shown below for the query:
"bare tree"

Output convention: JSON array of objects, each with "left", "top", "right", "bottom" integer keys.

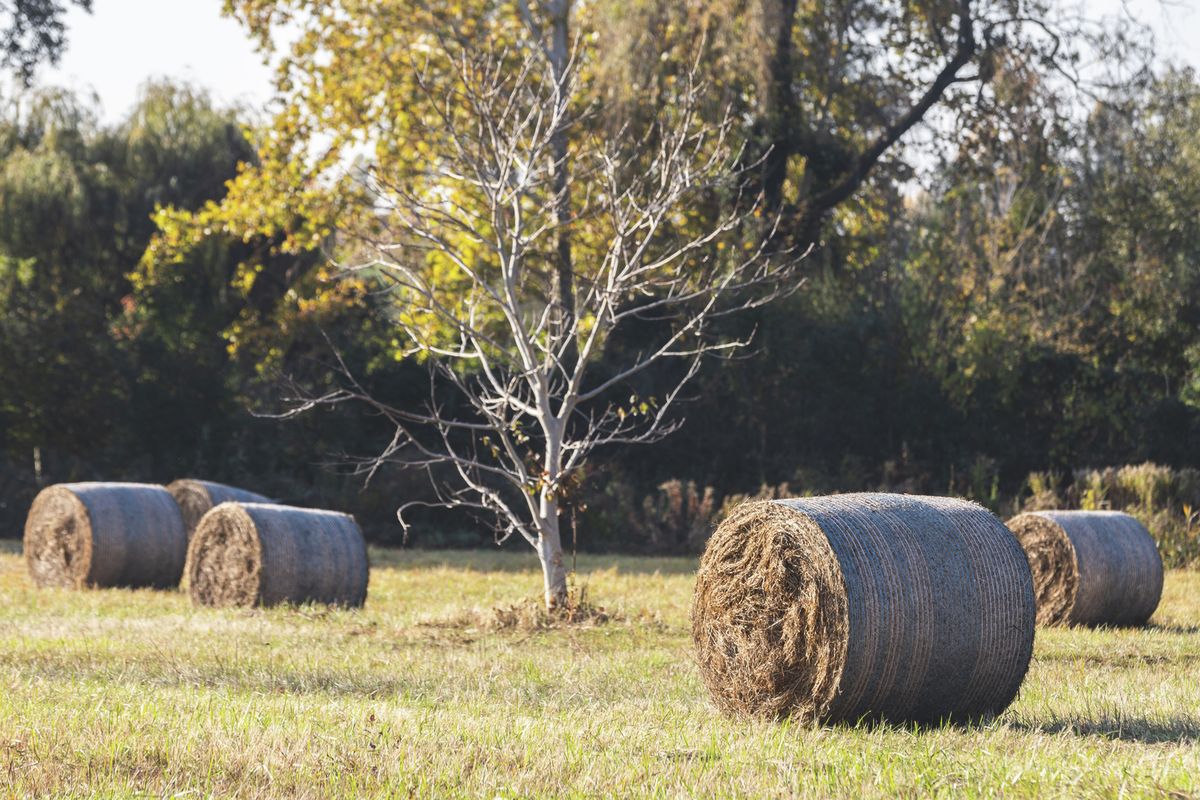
[{"left": 290, "top": 30, "right": 802, "bottom": 610}]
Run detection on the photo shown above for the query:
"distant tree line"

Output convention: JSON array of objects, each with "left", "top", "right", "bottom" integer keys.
[
  {"left": 0, "top": 84, "right": 416, "bottom": 536},
  {"left": 1, "top": 3, "right": 1198, "bottom": 550}
]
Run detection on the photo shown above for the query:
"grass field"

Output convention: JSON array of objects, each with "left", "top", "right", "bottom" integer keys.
[{"left": 1, "top": 541, "right": 1198, "bottom": 798}]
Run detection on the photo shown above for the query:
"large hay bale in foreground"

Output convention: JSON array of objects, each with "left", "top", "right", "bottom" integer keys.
[
  {"left": 166, "top": 479, "right": 272, "bottom": 538},
  {"left": 187, "top": 503, "right": 369, "bottom": 608},
  {"left": 23, "top": 482, "right": 187, "bottom": 589},
  {"left": 692, "top": 494, "right": 1036, "bottom": 724},
  {"left": 1006, "top": 510, "right": 1163, "bottom": 627}
]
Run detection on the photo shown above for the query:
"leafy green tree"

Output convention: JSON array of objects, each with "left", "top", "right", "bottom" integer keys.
[
  {"left": 608, "top": 58, "right": 1199, "bottom": 512},
  {"left": 0, "top": 82, "right": 343, "bottom": 480},
  {"left": 0, "top": 88, "right": 129, "bottom": 459},
  {"left": 584, "top": 0, "right": 1122, "bottom": 255},
  {"left": 895, "top": 66, "right": 1200, "bottom": 468},
  {"left": 1, "top": 0, "right": 92, "bottom": 83}
]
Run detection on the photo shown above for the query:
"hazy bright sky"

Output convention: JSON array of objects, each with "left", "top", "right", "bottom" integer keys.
[
  {"left": 38, "top": 0, "right": 1200, "bottom": 124},
  {"left": 41, "top": 0, "right": 278, "bottom": 121}
]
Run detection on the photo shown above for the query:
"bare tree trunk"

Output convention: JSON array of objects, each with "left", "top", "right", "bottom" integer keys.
[
  {"left": 537, "top": 492, "right": 569, "bottom": 609},
  {"left": 546, "top": 0, "right": 578, "bottom": 560},
  {"left": 760, "top": 0, "right": 799, "bottom": 219},
  {"left": 536, "top": 413, "right": 569, "bottom": 610},
  {"left": 548, "top": 0, "right": 576, "bottom": 365},
  {"left": 32, "top": 446, "right": 43, "bottom": 487}
]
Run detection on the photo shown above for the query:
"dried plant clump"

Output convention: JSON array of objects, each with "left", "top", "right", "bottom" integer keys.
[
  {"left": 489, "top": 588, "right": 613, "bottom": 631},
  {"left": 167, "top": 479, "right": 272, "bottom": 538},
  {"left": 23, "top": 482, "right": 187, "bottom": 589},
  {"left": 693, "top": 494, "right": 1036, "bottom": 725},
  {"left": 421, "top": 584, "right": 630, "bottom": 635},
  {"left": 1007, "top": 510, "right": 1163, "bottom": 627},
  {"left": 187, "top": 502, "right": 369, "bottom": 608},
  {"left": 631, "top": 479, "right": 720, "bottom": 552}
]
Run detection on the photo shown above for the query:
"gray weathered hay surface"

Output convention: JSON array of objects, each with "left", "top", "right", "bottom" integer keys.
[
  {"left": 1006, "top": 510, "right": 1163, "bottom": 627},
  {"left": 23, "top": 482, "right": 187, "bottom": 589},
  {"left": 692, "top": 493, "right": 1036, "bottom": 725},
  {"left": 166, "top": 479, "right": 272, "bottom": 538},
  {"left": 187, "top": 502, "right": 369, "bottom": 608}
]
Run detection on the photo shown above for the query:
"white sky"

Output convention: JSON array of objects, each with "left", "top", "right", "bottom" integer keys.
[
  {"left": 40, "top": 0, "right": 277, "bottom": 122},
  {"left": 36, "top": 0, "right": 1200, "bottom": 124}
]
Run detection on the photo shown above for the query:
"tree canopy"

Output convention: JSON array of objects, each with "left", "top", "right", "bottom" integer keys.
[
  {"left": 1, "top": 0, "right": 91, "bottom": 84},
  {"left": 1, "top": 2, "right": 1196, "bottom": 564}
]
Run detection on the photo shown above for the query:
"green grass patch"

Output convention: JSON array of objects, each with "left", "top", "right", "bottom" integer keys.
[{"left": 0, "top": 546, "right": 1198, "bottom": 798}]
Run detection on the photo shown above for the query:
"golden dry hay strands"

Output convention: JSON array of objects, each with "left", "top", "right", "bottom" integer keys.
[{"left": 692, "top": 493, "right": 1036, "bottom": 725}]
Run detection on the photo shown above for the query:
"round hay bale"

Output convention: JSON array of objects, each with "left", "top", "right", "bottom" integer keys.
[
  {"left": 1006, "top": 510, "right": 1163, "bottom": 627},
  {"left": 166, "top": 479, "right": 272, "bottom": 538},
  {"left": 23, "top": 482, "right": 187, "bottom": 590},
  {"left": 691, "top": 493, "right": 1036, "bottom": 724},
  {"left": 187, "top": 502, "right": 369, "bottom": 608}
]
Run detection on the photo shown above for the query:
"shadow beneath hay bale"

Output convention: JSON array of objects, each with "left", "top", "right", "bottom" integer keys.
[
  {"left": 829, "top": 713, "right": 1006, "bottom": 733},
  {"left": 1146, "top": 621, "right": 1200, "bottom": 635},
  {"left": 1034, "top": 651, "right": 1200, "bottom": 668},
  {"left": 0, "top": 538, "right": 20, "bottom": 556},
  {"left": 755, "top": 709, "right": 1008, "bottom": 732},
  {"left": 1012, "top": 716, "right": 1200, "bottom": 744}
]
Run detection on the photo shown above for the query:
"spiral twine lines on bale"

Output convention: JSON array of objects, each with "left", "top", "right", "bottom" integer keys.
[
  {"left": 187, "top": 502, "right": 369, "bottom": 608},
  {"left": 692, "top": 493, "right": 1036, "bottom": 725},
  {"left": 23, "top": 482, "right": 188, "bottom": 589},
  {"left": 1006, "top": 510, "right": 1163, "bottom": 627},
  {"left": 166, "top": 479, "right": 272, "bottom": 538}
]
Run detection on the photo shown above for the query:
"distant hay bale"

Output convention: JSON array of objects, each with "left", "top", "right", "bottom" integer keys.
[
  {"left": 166, "top": 479, "right": 272, "bottom": 537},
  {"left": 187, "top": 502, "right": 369, "bottom": 608},
  {"left": 23, "top": 482, "right": 187, "bottom": 590},
  {"left": 692, "top": 494, "right": 1036, "bottom": 724},
  {"left": 1006, "top": 510, "right": 1163, "bottom": 627}
]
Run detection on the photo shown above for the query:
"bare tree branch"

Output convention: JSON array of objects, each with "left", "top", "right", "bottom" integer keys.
[{"left": 298, "top": 36, "right": 805, "bottom": 609}]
